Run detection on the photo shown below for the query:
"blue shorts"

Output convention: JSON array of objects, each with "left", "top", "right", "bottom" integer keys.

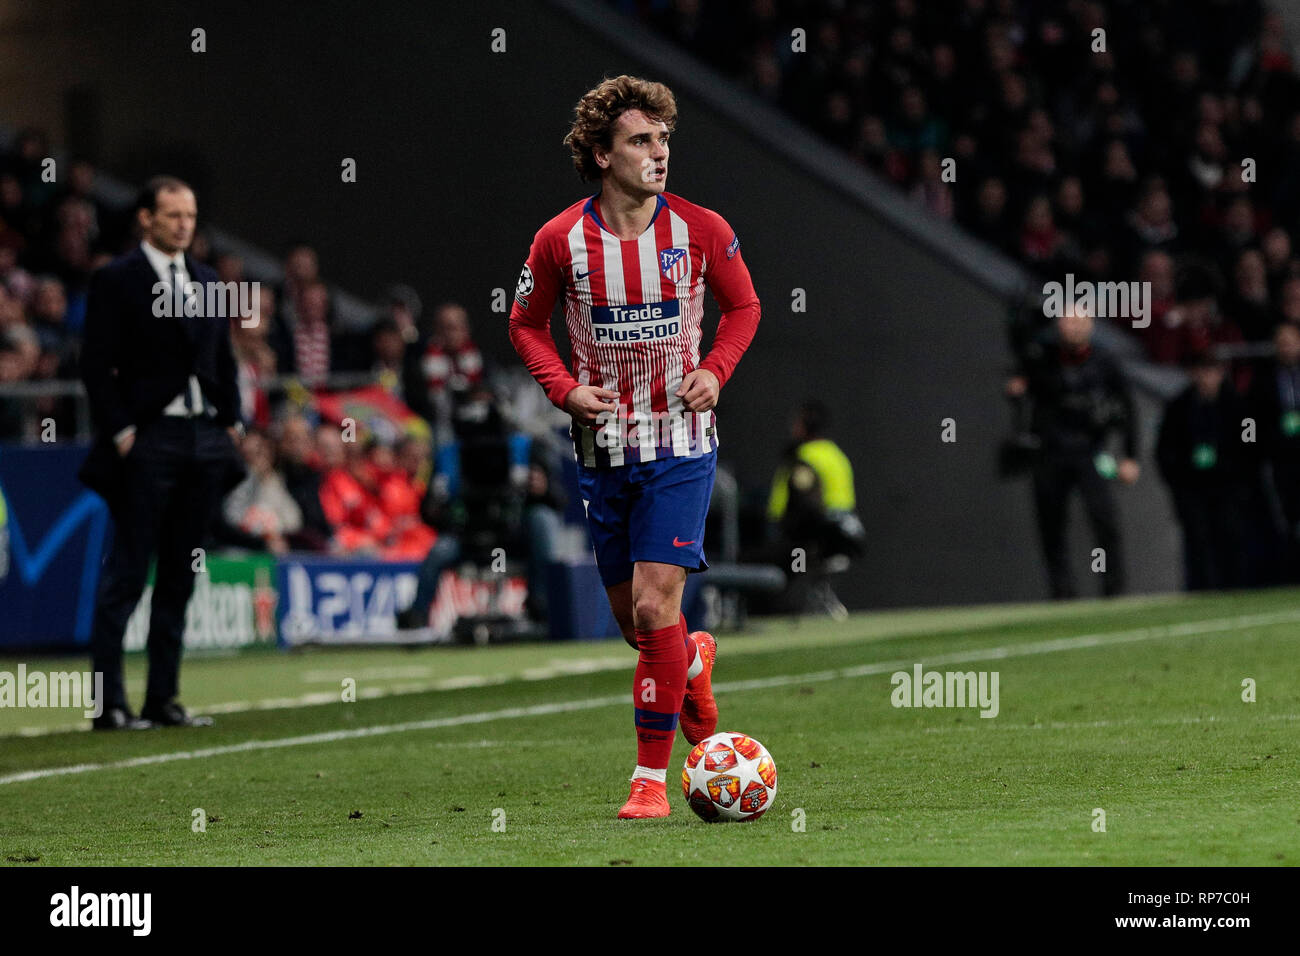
[{"left": 577, "top": 452, "right": 716, "bottom": 588}]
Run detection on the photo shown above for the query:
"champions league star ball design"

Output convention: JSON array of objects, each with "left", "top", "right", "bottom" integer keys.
[{"left": 681, "top": 731, "right": 777, "bottom": 822}]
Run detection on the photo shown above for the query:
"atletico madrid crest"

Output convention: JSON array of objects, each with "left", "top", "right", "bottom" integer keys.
[{"left": 659, "top": 247, "right": 688, "bottom": 282}]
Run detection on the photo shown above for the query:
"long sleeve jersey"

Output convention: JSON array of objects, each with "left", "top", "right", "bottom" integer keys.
[{"left": 508, "top": 191, "right": 760, "bottom": 468}]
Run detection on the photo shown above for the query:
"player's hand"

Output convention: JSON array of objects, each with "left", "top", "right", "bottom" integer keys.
[
  {"left": 676, "top": 368, "right": 719, "bottom": 413},
  {"left": 1117, "top": 458, "right": 1140, "bottom": 485},
  {"left": 114, "top": 430, "right": 136, "bottom": 457},
  {"left": 564, "top": 385, "right": 620, "bottom": 428}
]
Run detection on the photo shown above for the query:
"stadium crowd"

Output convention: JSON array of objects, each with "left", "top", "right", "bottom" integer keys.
[
  {"left": 618, "top": 0, "right": 1300, "bottom": 362},
  {"left": 616, "top": 0, "right": 1300, "bottom": 591},
  {"left": 8, "top": 0, "right": 1300, "bottom": 599},
  {"left": 0, "top": 128, "right": 568, "bottom": 625}
]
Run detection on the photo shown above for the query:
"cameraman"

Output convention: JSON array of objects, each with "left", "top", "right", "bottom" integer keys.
[{"left": 1008, "top": 305, "right": 1139, "bottom": 599}]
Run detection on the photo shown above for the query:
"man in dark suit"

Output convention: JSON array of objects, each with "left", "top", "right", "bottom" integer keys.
[
  {"left": 1156, "top": 352, "right": 1252, "bottom": 590},
  {"left": 1246, "top": 319, "right": 1300, "bottom": 581},
  {"left": 80, "top": 176, "right": 245, "bottom": 730}
]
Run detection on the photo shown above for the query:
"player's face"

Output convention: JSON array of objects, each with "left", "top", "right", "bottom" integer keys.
[
  {"left": 599, "top": 110, "right": 670, "bottom": 197},
  {"left": 140, "top": 187, "right": 197, "bottom": 255}
]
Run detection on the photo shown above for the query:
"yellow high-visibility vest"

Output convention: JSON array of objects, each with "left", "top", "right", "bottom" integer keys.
[{"left": 767, "top": 439, "right": 856, "bottom": 520}]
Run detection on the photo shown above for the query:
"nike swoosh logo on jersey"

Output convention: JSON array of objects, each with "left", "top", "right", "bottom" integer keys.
[
  {"left": 574, "top": 267, "right": 599, "bottom": 281},
  {"left": 673, "top": 537, "right": 696, "bottom": 547}
]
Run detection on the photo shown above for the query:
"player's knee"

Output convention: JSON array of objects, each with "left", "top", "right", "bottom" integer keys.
[{"left": 632, "top": 591, "right": 673, "bottom": 630}]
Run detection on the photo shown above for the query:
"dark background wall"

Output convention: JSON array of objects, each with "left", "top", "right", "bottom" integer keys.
[{"left": 0, "top": 0, "right": 1181, "bottom": 607}]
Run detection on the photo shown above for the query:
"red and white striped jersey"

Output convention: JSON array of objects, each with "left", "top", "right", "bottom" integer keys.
[{"left": 509, "top": 191, "right": 760, "bottom": 468}]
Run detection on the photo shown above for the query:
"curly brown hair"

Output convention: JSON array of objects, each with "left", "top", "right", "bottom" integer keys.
[{"left": 564, "top": 75, "right": 678, "bottom": 182}]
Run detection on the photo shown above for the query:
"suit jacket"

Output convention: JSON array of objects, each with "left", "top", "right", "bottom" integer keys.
[
  {"left": 78, "top": 246, "right": 245, "bottom": 506},
  {"left": 1246, "top": 358, "right": 1300, "bottom": 467},
  {"left": 1155, "top": 383, "right": 1253, "bottom": 492}
]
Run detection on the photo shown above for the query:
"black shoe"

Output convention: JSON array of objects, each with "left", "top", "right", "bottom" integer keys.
[
  {"left": 91, "top": 707, "right": 153, "bottom": 731},
  {"left": 140, "top": 700, "right": 214, "bottom": 728},
  {"left": 396, "top": 606, "right": 428, "bottom": 631}
]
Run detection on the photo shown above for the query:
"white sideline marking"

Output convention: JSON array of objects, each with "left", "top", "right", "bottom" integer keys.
[
  {"left": 919, "top": 713, "right": 1300, "bottom": 734},
  {"left": 2, "top": 609, "right": 1297, "bottom": 786},
  {"left": 9, "top": 657, "right": 631, "bottom": 737},
  {"left": 0, "top": 697, "right": 628, "bottom": 786}
]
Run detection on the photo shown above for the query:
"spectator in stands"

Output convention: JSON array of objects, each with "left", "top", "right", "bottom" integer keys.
[
  {"left": 0, "top": 234, "right": 34, "bottom": 303},
  {"left": 23, "top": 275, "right": 77, "bottom": 437},
  {"left": 384, "top": 283, "right": 423, "bottom": 345},
  {"left": 0, "top": 332, "right": 26, "bottom": 439},
  {"left": 0, "top": 173, "right": 30, "bottom": 241},
  {"left": 1089, "top": 139, "right": 1139, "bottom": 233},
  {"left": 369, "top": 315, "right": 429, "bottom": 418},
  {"left": 47, "top": 196, "right": 96, "bottom": 296},
  {"left": 2, "top": 128, "right": 55, "bottom": 225},
  {"left": 269, "top": 278, "right": 362, "bottom": 382},
  {"left": 376, "top": 435, "right": 437, "bottom": 561},
  {"left": 420, "top": 302, "right": 484, "bottom": 440},
  {"left": 28, "top": 276, "right": 73, "bottom": 370},
  {"left": 57, "top": 159, "right": 117, "bottom": 257},
  {"left": 222, "top": 429, "right": 302, "bottom": 555},
  {"left": 1260, "top": 226, "right": 1294, "bottom": 301},
  {"left": 1051, "top": 175, "right": 1091, "bottom": 269},
  {"left": 963, "top": 176, "right": 1014, "bottom": 254},
  {"left": 1147, "top": 264, "right": 1242, "bottom": 367},
  {"left": 1136, "top": 250, "right": 1178, "bottom": 344},
  {"left": 277, "top": 242, "right": 319, "bottom": 329},
  {"left": 188, "top": 230, "right": 212, "bottom": 265},
  {"left": 521, "top": 440, "right": 565, "bottom": 623},
  {"left": 849, "top": 114, "right": 894, "bottom": 175},
  {"left": 214, "top": 251, "right": 244, "bottom": 285},
  {"left": 1019, "top": 195, "right": 1063, "bottom": 274},
  {"left": 318, "top": 430, "right": 391, "bottom": 554},
  {"left": 1123, "top": 181, "right": 1180, "bottom": 272},
  {"left": 276, "top": 415, "right": 332, "bottom": 551},
  {"left": 1226, "top": 248, "right": 1275, "bottom": 342},
  {"left": 1212, "top": 196, "right": 1260, "bottom": 272},
  {"left": 0, "top": 285, "right": 38, "bottom": 387},
  {"left": 908, "top": 149, "right": 954, "bottom": 221},
  {"left": 887, "top": 85, "right": 946, "bottom": 160},
  {"left": 1156, "top": 351, "right": 1252, "bottom": 590},
  {"left": 230, "top": 286, "right": 277, "bottom": 429}
]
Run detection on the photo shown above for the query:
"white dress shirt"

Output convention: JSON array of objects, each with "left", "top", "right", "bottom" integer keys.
[
  {"left": 114, "top": 242, "right": 213, "bottom": 447},
  {"left": 141, "top": 239, "right": 210, "bottom": 415}
]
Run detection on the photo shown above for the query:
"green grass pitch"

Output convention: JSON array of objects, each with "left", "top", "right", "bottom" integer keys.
[{"left": 1, "top": 588, "right": 1296, "bottom": 866}]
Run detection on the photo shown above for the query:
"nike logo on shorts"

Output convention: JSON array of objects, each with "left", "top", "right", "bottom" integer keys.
[{"left": 673, "top": 537, "right": 695, "bottom": 547}]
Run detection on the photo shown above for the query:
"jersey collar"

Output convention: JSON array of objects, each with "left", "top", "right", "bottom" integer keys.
[{"left": 586, "top": 193, "right": 666, "bottom": 238}]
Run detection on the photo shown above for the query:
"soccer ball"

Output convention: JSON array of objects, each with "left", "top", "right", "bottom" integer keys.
[{"left": 681, "top": 731, "right": 777, "bottom": 822}]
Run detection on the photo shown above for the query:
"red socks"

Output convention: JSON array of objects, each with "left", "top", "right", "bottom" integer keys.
[{"left": 632, "top": 622, "right": 688, "bottom": 773}]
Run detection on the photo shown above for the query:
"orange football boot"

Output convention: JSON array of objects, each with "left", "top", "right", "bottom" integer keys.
[
  {"left": 679, "top": 630, "right": 718, "bottom": 746},
  {"left": 617, "top": 777, "right": 671, "bottom": 819}
]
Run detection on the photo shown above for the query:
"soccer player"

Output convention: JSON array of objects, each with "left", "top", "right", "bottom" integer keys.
[{"left": 509, "top": 76, "right": 761, "bottom": 818}]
